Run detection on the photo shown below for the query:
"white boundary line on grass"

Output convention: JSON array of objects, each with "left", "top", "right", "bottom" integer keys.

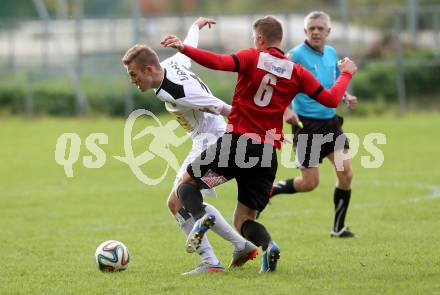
[
  {"left": 78, "top": 181, "right": 440, "bottom": 231},
  {"left": 269, "top": 180, "right": 440, "bottom": 217}
]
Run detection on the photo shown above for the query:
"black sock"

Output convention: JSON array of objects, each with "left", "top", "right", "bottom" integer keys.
[
  {"left": 176, "top": 183, "right": 206, "bottom": 220},
  {"left": 240, "top": 220, "right": 271, "bottom": 251},
  {"left": 272, "top": 178, "right": 296, "bottom": 197},
  {"left": 333, "top": 188, "right": 351, "bottom": 232}
]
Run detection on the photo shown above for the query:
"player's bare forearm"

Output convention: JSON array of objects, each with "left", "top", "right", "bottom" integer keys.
[{"left": 162, "top": 18, "right": 216, "bottom": 50}]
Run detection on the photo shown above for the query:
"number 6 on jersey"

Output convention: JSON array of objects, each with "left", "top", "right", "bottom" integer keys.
[{"left": 254, "top": 73, "right": 277, "bottom": 107}]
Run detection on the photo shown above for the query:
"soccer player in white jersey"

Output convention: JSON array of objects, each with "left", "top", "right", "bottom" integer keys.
[{"left": 122, "top": 17, "right": 258, "bottom": 275}]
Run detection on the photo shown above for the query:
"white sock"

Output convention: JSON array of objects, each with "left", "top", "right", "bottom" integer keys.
[
  {"left": 204, "top": 203, "right": 246, "bottom": 250},
  {"left": 175, "top": 208, "right": 219, "bottom": 265}
]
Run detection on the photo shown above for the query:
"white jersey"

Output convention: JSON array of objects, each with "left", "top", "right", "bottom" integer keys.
[
  {"left": 153, "top": 24, "right": 227, "bottom": 197},
  {"left": 154, "top": 24, "right": 227, "bottom": 139}
]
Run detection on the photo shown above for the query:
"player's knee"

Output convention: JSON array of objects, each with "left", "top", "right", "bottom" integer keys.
[
  {"left": 233, "top": 212, "right": 256, "bottom": 233},
  {"left": 338, "top": 168, "right": 353, "bottom": 185},
  {"left": 303, "top": 178, "right": 319, "bottom": 191},
  {"left": 176, "top": 183, "right": 191, "bottom": 201},
  {"left": 166, "top": 192, "right": 181, "bottom": 215},
  {"left": 179, "top": 178, "right": 205, "bottom": 191}
]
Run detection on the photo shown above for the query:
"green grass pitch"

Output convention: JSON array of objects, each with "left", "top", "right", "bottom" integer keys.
[{"left": 1, "top": 113, "right": 439, "bottom": 294}]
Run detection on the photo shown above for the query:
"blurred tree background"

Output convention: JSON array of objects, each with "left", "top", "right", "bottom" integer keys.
[
  {"left": 0, "top": 0, "right": 439, "bottom": 116},
  {"left": 2, "top": 0, "right": 439, "bottom": 17}
]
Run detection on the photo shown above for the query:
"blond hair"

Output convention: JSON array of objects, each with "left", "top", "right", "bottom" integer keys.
[
  {"left": 122, "top": 44, "right": 160, "bottom": 69},
  {"left": 304, "top": 11, "right": 331, "bottom": 28},
  {"left": 253, "top": 16, "right": 283, "bottom": 44}
]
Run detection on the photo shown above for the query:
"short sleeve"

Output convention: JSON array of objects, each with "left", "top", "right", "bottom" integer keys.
[
  {"left": 334, "top": 52, "right": 341, "bottom": 78},
  {"left": 290, "top": 48, "right": 302, "bottom": 63}
]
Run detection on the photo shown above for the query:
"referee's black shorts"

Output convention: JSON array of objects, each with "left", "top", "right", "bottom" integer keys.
[
  {"left": 293, "top": 115, "right": 349, "bottom": 168},
  {"left": 187, "top": 132, "right": 277, "bottom": 212}
]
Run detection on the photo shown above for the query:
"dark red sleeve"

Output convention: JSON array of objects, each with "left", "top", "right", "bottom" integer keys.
[
  {"left": 233, "top": 48, "right": 257, "bottom": 73},
  {"left": 298, "top": 65, "right": 352, "bottom": 108},
  {"left": 181, "top": 45, "right": 237, "bottom": 71}
]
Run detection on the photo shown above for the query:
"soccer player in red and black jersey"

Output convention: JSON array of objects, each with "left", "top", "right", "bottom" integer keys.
[{"left": 161, "top": 16, "right": 357, "bottom": 272}]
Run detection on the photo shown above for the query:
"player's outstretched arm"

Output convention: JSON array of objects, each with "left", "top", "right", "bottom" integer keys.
[
  {"left": 161, "top": 36, "right": 236, "bottom": 72},
  {"left": 300, "top": 58, "right": 357, "bottom": 108},
  {"left": 183, "top": 17, "right": 216, "bottom": 48}
]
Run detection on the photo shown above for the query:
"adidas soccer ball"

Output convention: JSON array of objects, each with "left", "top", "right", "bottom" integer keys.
[{"left": 95, "top": 240, "right": 130, "bottom": 272}]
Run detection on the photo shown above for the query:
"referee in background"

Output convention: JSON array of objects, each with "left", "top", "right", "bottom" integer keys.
[{"left": 272, "top": 11, "right": 358, "bottom": 238}]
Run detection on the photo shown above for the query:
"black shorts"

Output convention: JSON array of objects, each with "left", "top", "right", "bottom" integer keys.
[
  {"left": 293, "top": 115, "right": 349, "bottom": 168},
  {"left": 187, "top": 132, "right": 277, "bottom": 212}
]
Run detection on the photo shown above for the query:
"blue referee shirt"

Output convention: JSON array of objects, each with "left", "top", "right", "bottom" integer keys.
[{"left": 287, "top": 41, "right": 340, "bottom": 119}]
